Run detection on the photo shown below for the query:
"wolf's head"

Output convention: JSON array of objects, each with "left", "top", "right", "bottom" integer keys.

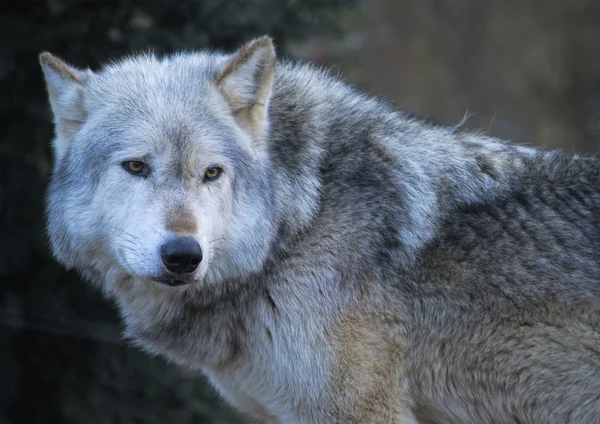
[{"left": 40, "top": 37, "right": 282, "bottom": 295}]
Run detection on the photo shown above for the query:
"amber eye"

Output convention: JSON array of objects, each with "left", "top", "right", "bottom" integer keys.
[
  {"left": 122, "top": 161, "right": 146, "bottom": 175},
  {"left": 204, "top": 167, "right": 222, "bottom": 181}
]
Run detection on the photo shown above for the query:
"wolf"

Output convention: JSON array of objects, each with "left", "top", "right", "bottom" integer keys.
[{"left": 40, "top": 36, "right": 600, "bottom": 423}]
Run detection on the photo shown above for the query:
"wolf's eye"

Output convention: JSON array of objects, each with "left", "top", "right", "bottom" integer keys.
[
  {"left": 122, "top": 161, "right": 147, "bottom": 176},
  {"left": 204, "top": 167, "right": 222, "bottom": 181}
]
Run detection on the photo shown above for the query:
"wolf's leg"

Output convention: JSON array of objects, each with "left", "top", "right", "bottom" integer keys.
[
  {"left": 327, "top": 315, "right": 416, "bottom": 423},
  {"left": 328, "top": 392, "right": 417, "bottom": 424}
]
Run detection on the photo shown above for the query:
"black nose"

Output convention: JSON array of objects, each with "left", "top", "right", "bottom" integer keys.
[{"left": 160, "top": 237, "right": 202, "bottom": 274}]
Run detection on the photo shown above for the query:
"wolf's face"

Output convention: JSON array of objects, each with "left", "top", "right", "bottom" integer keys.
[{"left": 41, "top": 37, "right": 279, "bottom": 293}]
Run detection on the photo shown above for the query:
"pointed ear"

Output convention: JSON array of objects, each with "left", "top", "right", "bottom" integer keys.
[
  {"left": 39, "top": 52, "right": 88, "bottom": 160},
  {"left": 216, "top": 36, "right": 276, "bottom": 142}
]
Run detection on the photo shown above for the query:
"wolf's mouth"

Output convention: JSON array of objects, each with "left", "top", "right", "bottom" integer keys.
[{"left": 151, "top": 278, "right": 190, "bottom": 287}]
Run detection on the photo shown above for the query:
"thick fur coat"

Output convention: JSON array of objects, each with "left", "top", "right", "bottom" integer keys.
[{"left": 40, "top": 37, "right": 600, "bottom": 423}]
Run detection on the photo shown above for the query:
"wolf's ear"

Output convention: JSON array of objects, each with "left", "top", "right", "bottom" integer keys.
[
  {"left": 39, "top": 52, "right": 88, "bottom": 160},
  {"left": 216, "top": 36, "right": 276, "bottom": 142}
]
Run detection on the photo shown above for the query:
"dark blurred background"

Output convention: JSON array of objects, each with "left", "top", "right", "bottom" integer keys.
[{"left": 0, "top": 1, "right": 598, "bottom": 423}]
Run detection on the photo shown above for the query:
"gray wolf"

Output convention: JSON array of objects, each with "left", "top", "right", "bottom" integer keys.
[{"left": 40, "top": 36, "right": 600, "bottom": 423}]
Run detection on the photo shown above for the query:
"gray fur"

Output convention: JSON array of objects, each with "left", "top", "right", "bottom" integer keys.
[{"left": 40, "top": 37, "right": 600, "bottom": 423}]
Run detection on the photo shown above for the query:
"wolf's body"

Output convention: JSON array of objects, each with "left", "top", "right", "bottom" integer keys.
[{"left": 40, "top": 37, "right": 600, "bottom": 423}]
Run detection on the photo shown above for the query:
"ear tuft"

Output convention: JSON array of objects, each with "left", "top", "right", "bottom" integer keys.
[
  {"left": 216, "top": 36, "right": 276, "bottom": 142},
  {"left": 40, "top": 52, "right": 85, "bottom": 85}
]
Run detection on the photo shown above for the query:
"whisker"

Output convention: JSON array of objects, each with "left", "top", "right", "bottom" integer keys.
[{"left": 109, "top": 227, "right": 142, "bottom": 246}]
